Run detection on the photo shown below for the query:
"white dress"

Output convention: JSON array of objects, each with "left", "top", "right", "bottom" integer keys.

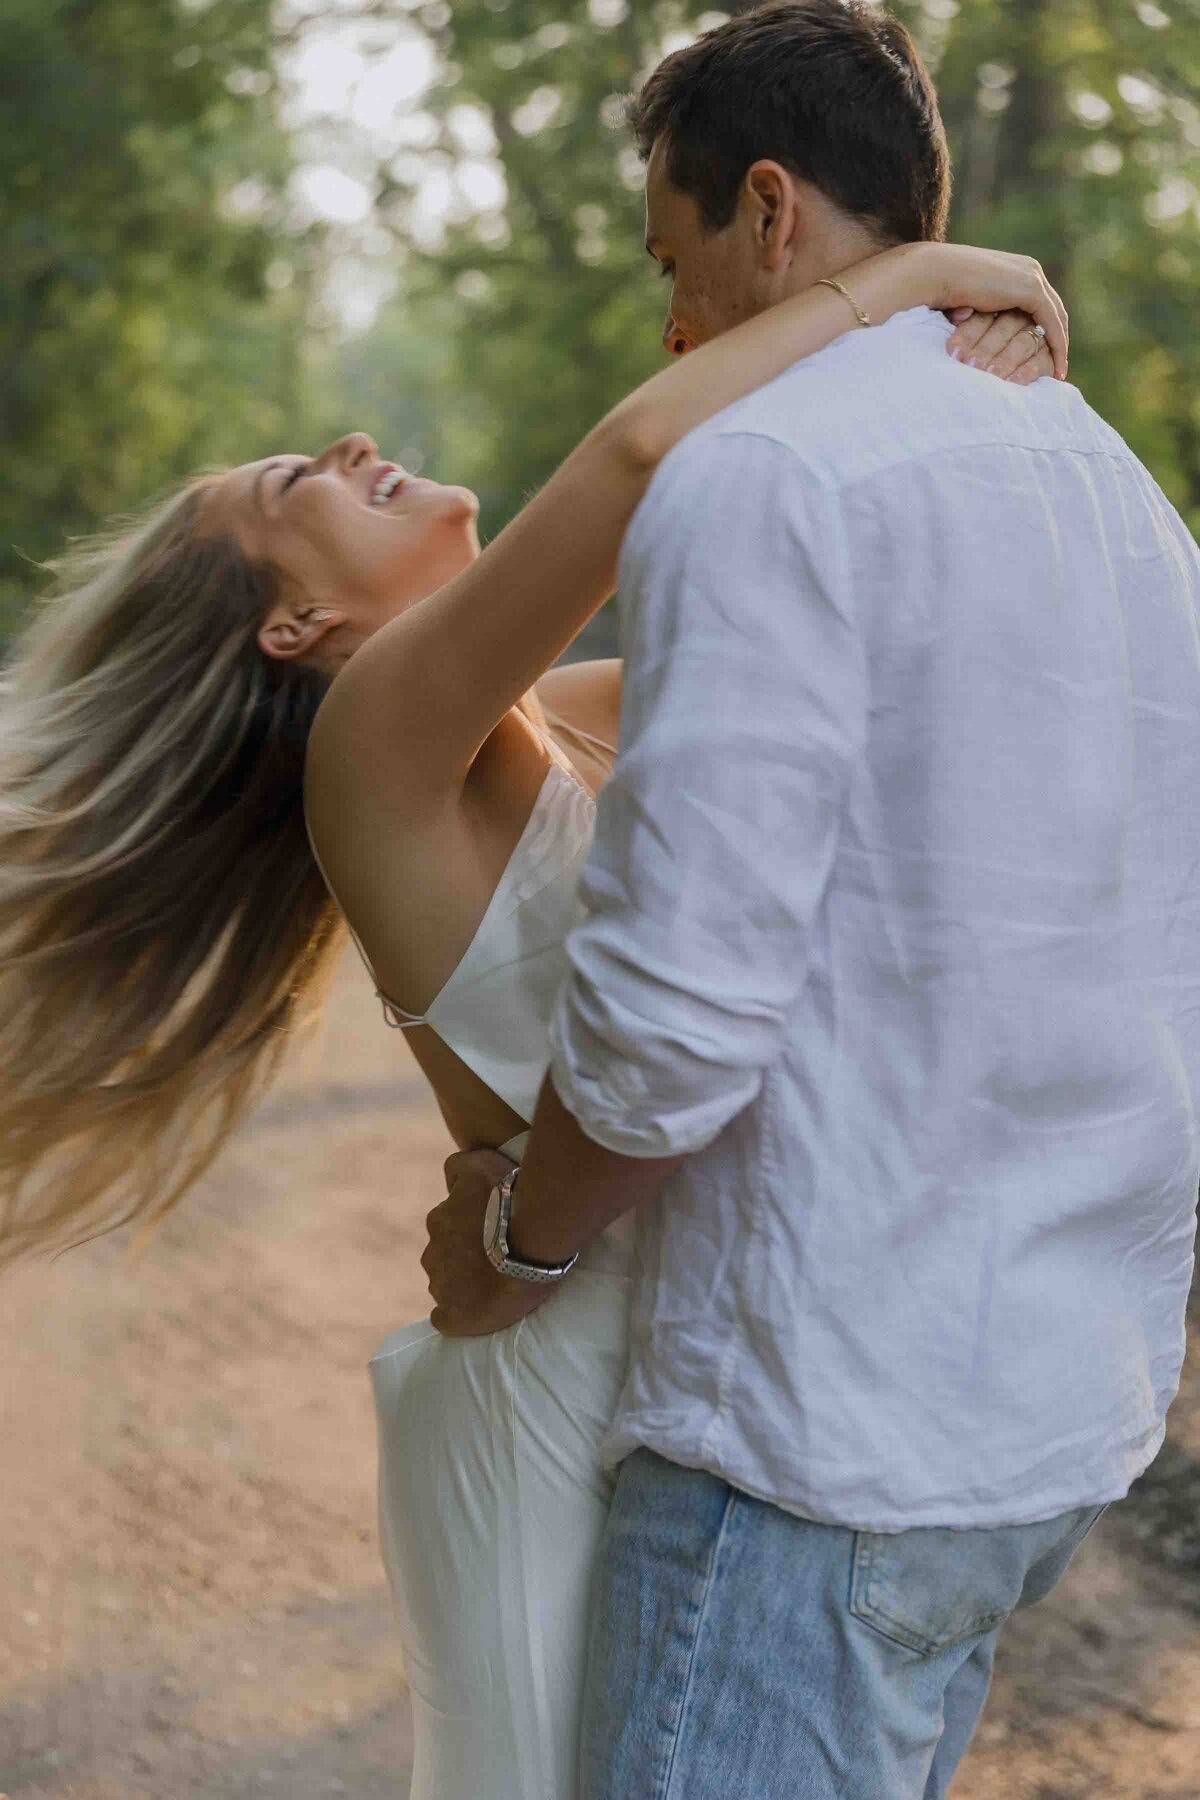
[{"left": 309, "top": 743, "right": 636, "bottom": 1800}]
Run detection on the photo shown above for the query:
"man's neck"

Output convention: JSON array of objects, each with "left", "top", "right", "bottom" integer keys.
[{"left": 780, "top": 222, "right": 896, "bottom": 309}]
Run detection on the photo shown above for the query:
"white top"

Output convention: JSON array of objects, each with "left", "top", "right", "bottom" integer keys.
[
  {"left": 547, "top": 305, "right": 1200, "bottom": 1530},
  {"left": 304, "top": 735, "right": 635, "bottom": 1260}
]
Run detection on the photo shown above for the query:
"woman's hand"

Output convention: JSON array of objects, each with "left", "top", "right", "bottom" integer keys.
[
  {"left": 944, "top": 307, "right": 1056, "bottom": 386},
  {"left": 916, "top": 242, "right": 1069, "bottom": 379},
  {"left": 423, "top": 1149, "right": 556, "bottom": 1337}
]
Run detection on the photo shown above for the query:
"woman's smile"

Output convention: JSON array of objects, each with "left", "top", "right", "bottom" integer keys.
[{"left": 368, "top": 464, "right": 406, "bottom": 506}]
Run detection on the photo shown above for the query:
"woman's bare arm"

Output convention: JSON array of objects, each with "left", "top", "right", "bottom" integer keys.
[{"left": 319, "top": 240, "right": 1066, "bottom": 806}]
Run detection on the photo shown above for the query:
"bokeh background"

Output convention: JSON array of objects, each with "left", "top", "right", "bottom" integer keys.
[
  {"left": 3, "top": 2, "right": 1200, "bottom": 1795},
  {"left": 3, "top": 0, "right": 1200, "bottom": 637}
]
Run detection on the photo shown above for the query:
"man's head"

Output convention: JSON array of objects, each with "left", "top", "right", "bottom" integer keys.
[{"left": 630, "top": 0, "right": 950, "bottom": 353}]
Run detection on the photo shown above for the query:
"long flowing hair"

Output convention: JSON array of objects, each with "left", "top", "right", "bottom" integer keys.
[{"left": 0, "top": 476, "right": 346, "bottom": 1271}]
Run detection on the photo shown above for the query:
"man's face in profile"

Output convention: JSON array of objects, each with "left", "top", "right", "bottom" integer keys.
[{"left": 644, "top": 136, "right": 769, "bottom": 357}]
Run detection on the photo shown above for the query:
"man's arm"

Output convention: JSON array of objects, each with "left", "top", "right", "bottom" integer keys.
[
  {"left": 502, "top": 1072, "right": 683, "bottom": 1264},
  {"left": 506, "top": 428, "right": 866, "bottom": 1259}
]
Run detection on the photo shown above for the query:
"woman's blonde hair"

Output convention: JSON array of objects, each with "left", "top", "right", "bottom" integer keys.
[{"left": 0, "top": 475, "right": 346, "bottom": 1272}]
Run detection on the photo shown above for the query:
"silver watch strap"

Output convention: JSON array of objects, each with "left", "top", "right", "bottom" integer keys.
[{"left": 485, "top": 1166, "right": 579, "bottom": 1283}]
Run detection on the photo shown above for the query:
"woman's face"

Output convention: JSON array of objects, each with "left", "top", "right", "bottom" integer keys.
[{"left": 204, "top": 432, "right": 480, "bottom": 668}]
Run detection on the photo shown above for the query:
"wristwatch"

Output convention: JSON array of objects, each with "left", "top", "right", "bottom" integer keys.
[{"left": 483, "top": 1166, "right": 580, "bottom": 1284}]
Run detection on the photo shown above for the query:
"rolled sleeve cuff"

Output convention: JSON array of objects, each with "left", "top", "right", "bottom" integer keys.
[{"left": 546, "top": 979, "right": 762, "bottom": 1159}]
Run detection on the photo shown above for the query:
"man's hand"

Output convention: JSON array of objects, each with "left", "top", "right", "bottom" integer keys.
[{"left": 421, "top": 1148, "right": 558, "bottom": 1338}]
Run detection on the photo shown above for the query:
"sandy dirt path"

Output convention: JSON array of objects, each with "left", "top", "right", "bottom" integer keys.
[{"left": 3, "top": 950, "right": 1200, "bottom": 1797}]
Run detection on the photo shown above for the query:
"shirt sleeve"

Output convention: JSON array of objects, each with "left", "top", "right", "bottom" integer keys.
[{"left": 546, "top": 427, "right": 866, "bottom": 1157}]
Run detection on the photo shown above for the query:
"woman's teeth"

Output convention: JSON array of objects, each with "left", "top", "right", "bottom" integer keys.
[{"left": 370, "top": 469, "right": 406, "bottom": 507}]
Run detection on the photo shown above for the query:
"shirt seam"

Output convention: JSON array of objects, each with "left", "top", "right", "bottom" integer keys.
[
  {"left": 701, "top": 1107, "right": 779, "bottom": 1470},
  {"left": 695, "top": 424, "right": 1144, "bottom": 496}
]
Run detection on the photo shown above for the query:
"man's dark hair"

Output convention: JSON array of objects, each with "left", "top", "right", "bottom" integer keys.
[{"left": 628, "top": 0, "right": 950, "bottom": 245}]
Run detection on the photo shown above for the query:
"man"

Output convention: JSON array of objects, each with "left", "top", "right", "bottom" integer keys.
[{"left": 425, "top": 3, "right": 1200, "bottom": 1793}]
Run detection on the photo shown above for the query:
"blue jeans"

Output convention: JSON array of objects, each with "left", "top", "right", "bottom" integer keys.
[{"left": 578, "top": 1448, "right": 1108, "bottom": 1800}]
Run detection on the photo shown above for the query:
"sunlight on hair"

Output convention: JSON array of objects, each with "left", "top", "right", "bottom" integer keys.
[{"left": 0, "top": 481, "right": 345, "bottom": 1273}]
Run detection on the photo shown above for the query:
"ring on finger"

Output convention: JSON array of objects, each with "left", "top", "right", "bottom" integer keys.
[{"left": 1023, "top": 323, "right": 1046, "bottom": 347}]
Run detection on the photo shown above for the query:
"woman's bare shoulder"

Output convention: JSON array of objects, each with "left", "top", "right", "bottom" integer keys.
[
  {"left": 303, "top": 704, "right": 553, "bottom": 1017},
  {"left": 536, "top": 657, "right": 622, "bottom": 750}
]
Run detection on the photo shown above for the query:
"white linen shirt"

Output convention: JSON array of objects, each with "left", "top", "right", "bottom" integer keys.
[{"left": 546, "top": 305, "right": 1200, "bottom": 1531}]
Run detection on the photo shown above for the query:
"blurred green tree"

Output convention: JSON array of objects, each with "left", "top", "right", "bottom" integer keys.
[
  {"left": 5, "top": 0, "right": 1197, "bottom": 641},
  {"left": 0, "top": 0, "right": 320, "bottom": 632},
  {"left": 319, "top": 2, "right": 707, "bottom": 542},
  {"left": 894, "top": 0, "right": 1200, "bottom": 526},
  {"left": 335, "top": 0, "right": 1199, "bottom": 539}
]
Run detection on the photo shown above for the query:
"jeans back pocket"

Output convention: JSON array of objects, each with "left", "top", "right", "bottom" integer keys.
[{"left": 849, "top": 1503, "right": 1106, "bottom": 1656}]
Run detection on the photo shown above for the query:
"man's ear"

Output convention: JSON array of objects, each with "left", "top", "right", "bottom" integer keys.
[
  {"left": 744, "top": 160, "right": 800, "bottom": 273},
  {"left": 257, "top": 603, "right": 344, "bottom": 663}
]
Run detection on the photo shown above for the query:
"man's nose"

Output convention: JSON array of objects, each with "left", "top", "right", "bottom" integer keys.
[{"left": 662, "top": 314, "right": 693, "bottom": 358}]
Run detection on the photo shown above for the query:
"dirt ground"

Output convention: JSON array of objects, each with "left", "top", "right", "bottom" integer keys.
[{"left": 4, "top": 948, "right": 1200, "bottom": 1798}]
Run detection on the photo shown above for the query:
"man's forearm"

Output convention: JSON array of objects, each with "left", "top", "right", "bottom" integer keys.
[{"left": 506, "top": 1073, "right": 686, "bottom": 1265}]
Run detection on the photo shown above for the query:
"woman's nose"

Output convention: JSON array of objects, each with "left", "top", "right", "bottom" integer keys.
[{"left": 312, "top": 432, "right": 378, "bottom": 472}]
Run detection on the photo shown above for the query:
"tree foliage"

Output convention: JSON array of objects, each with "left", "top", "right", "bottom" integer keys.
[
  {"left": 333, "top": 0, "right": 1200, "bottom": 540},
  {"left": 0, "top": 0, "right": 319, "bottom": 630},
  {"left": 319, "top": 1, "right": 706, "bottom": 539},
  {"left": 3, "top": 0, "right": 1198, "bottom": 640},
  {"left": 897, "top": 0, "right": 1200, "bottom": 524}
]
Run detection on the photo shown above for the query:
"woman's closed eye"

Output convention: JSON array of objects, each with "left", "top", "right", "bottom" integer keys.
[{"left": 281, "top": 462, "right": 309, "bottom": 492}]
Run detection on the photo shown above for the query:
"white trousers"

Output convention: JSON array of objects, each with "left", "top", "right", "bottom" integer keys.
[{"left": 368, "top": 1134, "right": 635, "bottom": 1799}]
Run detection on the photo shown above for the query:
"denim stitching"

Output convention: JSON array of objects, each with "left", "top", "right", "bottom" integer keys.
[{"left": 657, "top": 1484, "right": 739, "bottom": 1800}]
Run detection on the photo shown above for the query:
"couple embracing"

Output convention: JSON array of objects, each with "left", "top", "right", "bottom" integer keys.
[{"left": 4, "top": 5, "right": 1199, "bottom": 1797}]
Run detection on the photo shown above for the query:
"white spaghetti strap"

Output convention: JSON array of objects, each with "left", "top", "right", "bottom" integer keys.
[
  {"left": 379, "top": 993, "right": 429, "bottom": 1030},
  {"left": 539, "top": 707, "right": 617, "bottom": 764},
  {"left": 563, "top": 721, "right": 617, "bottom": 758},
  {"left": 305, "top": 743, "right": 595, "bottom": 1102},
  {"left": 303, "top": 807, "right": 429, "bottom": 1030}
]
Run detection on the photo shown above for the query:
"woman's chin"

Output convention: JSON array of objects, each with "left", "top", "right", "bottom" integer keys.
[
  {"left": 442, "top": 483, "right": 480, "bottom": 520},
  {"left": 445, "top": 489, "right": 482, "bottom": 558},
  {"left": 401, "top": 476, "right": 478, "bottom": 517}
]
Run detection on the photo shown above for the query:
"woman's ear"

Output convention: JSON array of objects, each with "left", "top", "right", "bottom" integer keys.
[
  {"left": 257, "top": 603, "right": 344, "bottom": 663},
  {"left": 744, "top": 161, "right": 799, "bottom": 273}
]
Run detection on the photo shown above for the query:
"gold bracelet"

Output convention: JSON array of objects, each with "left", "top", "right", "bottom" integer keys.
[{"left": 816, "top": 276, "right": 871, "bottom": 328}]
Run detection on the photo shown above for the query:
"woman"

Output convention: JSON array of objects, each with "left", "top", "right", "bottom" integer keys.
[{"left": 0, "top": 240, "right": 1065, "bottom": 1795}]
